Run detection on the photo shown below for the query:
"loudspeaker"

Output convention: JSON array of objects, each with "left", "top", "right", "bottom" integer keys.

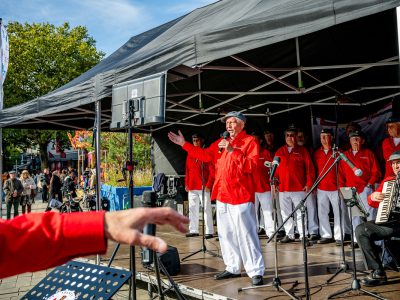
[{"left": 157, "top": 245, "right": 180, "bottom": 276}]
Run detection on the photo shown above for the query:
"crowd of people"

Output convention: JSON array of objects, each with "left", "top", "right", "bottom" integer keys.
[{"left": 168, "top": 111, "right": 400, "bottom": 287}]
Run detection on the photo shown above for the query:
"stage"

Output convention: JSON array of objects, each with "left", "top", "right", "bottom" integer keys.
[{"left": 102, "top": 226, "right": 400, "bottom": 300}]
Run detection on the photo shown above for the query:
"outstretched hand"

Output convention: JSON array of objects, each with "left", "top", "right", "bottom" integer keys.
[
  {"left": 168, "top": 130, "right": 185, "bottom": 146},
  {"left": 104, "top": 207, "right": 189, "bottom": 253}
]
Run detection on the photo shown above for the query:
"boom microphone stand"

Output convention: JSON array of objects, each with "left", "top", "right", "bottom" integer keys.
[
  {"left": 181, "top": 160, "right": 221, "bottom": 261},
  {"left": 267, "top": 153, "right": 343, "bottom": 300},
  {"left": 238, "top": 161, "right": 299, "bottom": 299}
]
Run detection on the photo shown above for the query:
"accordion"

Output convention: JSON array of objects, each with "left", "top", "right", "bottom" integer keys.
[{"left": 376, "top": 177, "right": 400, "bottom": 224}]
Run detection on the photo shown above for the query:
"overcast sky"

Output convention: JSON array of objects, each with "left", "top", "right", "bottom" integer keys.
[{"left": 1, "top": 0, "right": 217, "bottom": 56}]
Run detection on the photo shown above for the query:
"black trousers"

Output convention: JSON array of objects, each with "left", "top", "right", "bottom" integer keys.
[
  {"left": 355, "top": 220, "right": 400, "bottom": 271},
  {"left": 42, "top": 185, "right": 49, "bottom": 202}
]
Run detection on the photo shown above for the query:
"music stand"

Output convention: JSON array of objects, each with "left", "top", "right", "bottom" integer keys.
[
  {"left": 23, "top": 261, "right": 131, "bottom": 300},
  {"left": 327, "top": 188, "right": 387, "bottom": 300}
]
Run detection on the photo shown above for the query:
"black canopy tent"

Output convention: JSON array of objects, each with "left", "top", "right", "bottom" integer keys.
[{"left": 0, "top": 0, "right": 399, "bottom": 176}]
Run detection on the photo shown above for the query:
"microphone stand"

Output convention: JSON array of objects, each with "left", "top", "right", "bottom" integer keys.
[
  {"left": 238, "top": 174, "right": 299, "bottom": 299},
  {"left": 326, "top": 146, "right": 351, "bottom": 283},
  {"left": 181, "top": 158, "right": 221, "bottom": 261},
  {"left": 266, "top": 153, "right": 343, "bottom": 300}
]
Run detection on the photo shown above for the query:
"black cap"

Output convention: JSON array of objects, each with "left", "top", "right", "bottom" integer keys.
[
  {"left": 285, "top": 123, "right": 298, "bottom": 132},
  {"left": 388, "top": 150, "right": 400, "bottom": 161},
  {"left": 192, "top": 133, "right": 204, "bottom": 139},
  {"left": 349, "top": 130, "right": 364, "bottom": 139},
  {"left": 386, "top": 116, "right": 400, "bottom": 124},
  {"left": 221, "top": 111, "right": 246, "bottom": 123},
  {"left": 264, "top": 124, "right": 274, "bottom": 134},
  {"left": 321, "top": 128, "right": 333, "bottom": 135}
]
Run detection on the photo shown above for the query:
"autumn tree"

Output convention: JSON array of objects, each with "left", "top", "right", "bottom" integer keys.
[{"left": 3, "top": 22, "right": 104, "bottom": 169}]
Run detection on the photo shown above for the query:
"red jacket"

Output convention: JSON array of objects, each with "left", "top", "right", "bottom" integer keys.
[
  {"left": 367, "top": 175, "right": 395, "bottom": 208},
  {"left": 185, "top": 153, "right": 214, "bottom": 190},
  {"left": 254, "top": 148, "right": 273, "bottom": 193},
  {"left": 0, "top": 212, "right": 107, "bottom": 279},
  {"left": 274, "top": 145, "right": 315, "bottom": 192},
  {"left": 339, "top": 148, "right": 381, "bottom": 194},
  {"left": 382, "top": 137, "right": 400, "bottom": 177},
  {"left": 313, "top": 147, "right": 338, "bottom": 191},
  {"left": 182, "top": 130, "right": 259, "bottom": 204}
]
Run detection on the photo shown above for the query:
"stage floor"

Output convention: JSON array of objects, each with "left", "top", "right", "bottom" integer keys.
[{"left": 104, "top": 226, "right": 400, "bottom": 300}]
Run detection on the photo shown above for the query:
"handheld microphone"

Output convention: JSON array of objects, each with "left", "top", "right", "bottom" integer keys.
[
  {"left": 218, "top": 131, "right": 230, "bottom": 153},
  {"left": 264, "top": 161, "right": 272, "bottom": 168},
  {"left": 269, "top": 157, "right": 280, "bottom": 180},
  {"left": 339, "top": 152, "right": 363, "bottom": 177},
  {"left": 141, "top": 191, "right": 157, "bottom": 266}
]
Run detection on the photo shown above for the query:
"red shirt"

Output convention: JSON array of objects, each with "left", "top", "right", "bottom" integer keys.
[
  {"left": 382, "top": 137, "right": 400, "bottom": 177},
  {"left": 274, "top": 145, "right": 315, "bottom": 192},
  {"left": 339, "top": 148, "right": 381, "bottom": 194},
  {"left": 185, "top": 153, "right": 214, "bottom": 190},
  {"left": 182, "top": 130, "right": 259, "bottom": 205},
  {"left": 367, "top": 175, "right": 395, "bottom": 208},
  {"left": 313, "top": 147, "right": 338, "bottom": 191},
  {"left": 0, "top": 212, "right": 107, "bottom": 279},
  {"left": 254, "top": 148, "right": 273, "bottom": 193}
]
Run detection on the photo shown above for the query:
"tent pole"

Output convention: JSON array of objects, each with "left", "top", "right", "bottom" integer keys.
[{"left": 95, "top": 100, "right": 102, "bottom": 266}]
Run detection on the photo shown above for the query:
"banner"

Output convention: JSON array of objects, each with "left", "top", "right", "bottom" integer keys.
[
  {"left": 0, "top": 19, "right": 9, "bottom": 86},
  {"left": 312, "top": 103, "right": 392, "bottom": 149}
]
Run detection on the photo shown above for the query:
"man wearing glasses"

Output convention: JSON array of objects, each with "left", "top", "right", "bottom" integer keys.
[
  {"left": 356, "top": 150, "right": 400, "bottom": 286},
  {"left": 185, "top": 133, "right": 215, "bottom": 239},
  {"left": 274, "top": 125, "right": 316, "bottom": 243}
]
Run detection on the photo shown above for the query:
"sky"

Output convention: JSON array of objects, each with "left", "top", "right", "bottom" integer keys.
[{"left": 1, "top": 0, "right": 217, "bottom": 56}]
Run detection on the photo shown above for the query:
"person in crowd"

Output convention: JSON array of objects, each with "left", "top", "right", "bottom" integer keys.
[
  {"left": 185, "top": 133, "right": 214, "bottom": 239},
  {"left": 252, "top": 131, "right": 282, "bottom": 239},
  {"left": 0, "top": 207, "right": 189, "bottom": 279},
  {"left": 274, "top": 124, "right": 316, "bottom": 243},
  {"left": 3, "top": 171, "right": 24, "bottom": 219},
  {"left": 64, "top": 170, "right": 77, "bottom": 198},
  {"left": 341, "top": 121, "right": 362, "bottom": 151},
  {"left": 50, "top": 170, "right": 63, "bottom": 203},
  {"left": 355, "top": 150, "right": 400, "bottom": 286},
  {"left": 41, "top": 168, "right": 51, "bottom": 203},
  {"left": 19, "top": 170, "right": 36, "bottom": 214},
  {"left": 339, "top": 130, "right": 381, "bottom": 247},
  {"left": 168, "top": 111, "right": 265, "bottom": 286},
  {"left": 313, "top": 129, "right": 350, "bottom": 244},
  {"left": 381, "top": 117, "right": 400, "bottom": 177},
  {"left": 297, "top": 128, "right": 319, "bottom": 239},
  {"left": 263, "top": 125, "right": 278, "bottom": 154}
]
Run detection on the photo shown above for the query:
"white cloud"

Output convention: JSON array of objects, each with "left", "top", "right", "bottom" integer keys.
[{"left": 166, "top": 0, "right": 217, "bottom": 14}]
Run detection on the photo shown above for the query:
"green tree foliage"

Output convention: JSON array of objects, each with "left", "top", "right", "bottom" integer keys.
[{"left": 3, "top": 22, "right": 104, "bottom": 169}]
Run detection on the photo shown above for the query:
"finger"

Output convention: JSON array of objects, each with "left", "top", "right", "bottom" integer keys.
[
  {"left": 178, "top": 130, "right": 184, "bottom": 138},
  {"left": 137, "top": 233, "right": 168, "bottom": 253}
]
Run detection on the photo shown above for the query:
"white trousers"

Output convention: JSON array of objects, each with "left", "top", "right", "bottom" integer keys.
[
  {"left": 307, "top": 193, "right": 319, "bottom": 235},
  {"left": 217, "top": 201, "right": 265, "bottom": 278},
  {"left": 279, "top": 191, "right": 312, "bottom": 238},
  {"left": 255, "top": 191, "right": 282, "bottom": 237},
  {"left": 188, "top": 190, "right": 214, "bottom": 234},
  {"left": 317, "top": 189, "right": 350, "bottom": 240},
  {"left": 352, "top": 186, "right": 376, "bottom": 242}
]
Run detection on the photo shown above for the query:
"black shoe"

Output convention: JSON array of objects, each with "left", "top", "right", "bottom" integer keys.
[
  {"left": 257, "top": 228, "right": 266, "bottom": 236},
  {"left": 294, "top": 233, "right": 300, "bottom": 239},
  {"left": 277, "top": 231, "right": 286, "bottom": 239},
  {"left": 205, "top": 234, "right": 213, "bottom": 239},
  {"left": 361, "top": 270, "right": 387, "bottom": 287},
  {"left": 348, "top": 242, "right": 359, "bottom": 249},
  {"left": 280, "top": 236, "right": 295, "bottom": 243},
  {"left": 318, "top": 237, "right": 334, "bottom": 244},
  {"left": 309, "top": 234, "right": 320, "bottom": 241},
  {"left": 186, "top": 233, "right": 199, "bottom": 238},
  {"left": 335, "top": 240, "right": 343, "bottom": 246},
  {"left": 214, "top": 270, "right": 241, "bottom": 280},
  {"left": 252, "top": 275, "right": 264, "bottom": 286},
  {"left": 344, "top": 233, "right": 352, "bottom": 242}
]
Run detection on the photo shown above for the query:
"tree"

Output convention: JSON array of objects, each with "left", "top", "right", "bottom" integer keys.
[{"left": 3, "top": 22, "right": 104, "bottom": 169}]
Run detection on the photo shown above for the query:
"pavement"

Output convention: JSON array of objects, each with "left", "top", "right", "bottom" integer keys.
[{"left": 0, "top": 194, "right": 152, "bottom": 300}]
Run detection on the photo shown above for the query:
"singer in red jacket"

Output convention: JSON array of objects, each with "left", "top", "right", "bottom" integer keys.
[
  {"left": 0, "top": 208, "right": 189, "bottom": 279},
  {"left": 185, "top": 133, "right": 215, "bottom": 238},
  {"left": 381, "top": 117, "right": 400, "bottom": 177},
  {"left": 355, "top": 150, "right": 400, "bottom": 287},
  {"left": 274, "top": 125, "right": 316, "bottom": 243},
  {"left": 339, "top": 130, "right": 381, "bottom": 244},
  {"left": 168, "top": 111, "right": 265, "bottom": 286}
]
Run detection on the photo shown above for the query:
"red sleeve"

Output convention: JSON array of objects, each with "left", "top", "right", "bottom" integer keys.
[
  {"left": 0, "top": 211, "right": 107, "bottom": 279},
  {"left": 185, "top": 155, "right": 190, "bottom": 189},
  {"left": 304, "top": 148, "right": 316, "bottom": 188},
  {"left": 182, "top": 140, "right": 219, "bottom": 163},
  {"left": 368, "top": 150, "right": 381, "bottom": 186}
]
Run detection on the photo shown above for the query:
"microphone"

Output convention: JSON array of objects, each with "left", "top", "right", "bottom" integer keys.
[
  {"left": 141, "top": 191, "right": 157, "bottom": 266},
  {"left": 218, "top": 131, "right": 230, "bottom": 153},
  {"left": 269, "top": 157, "right": 280, "bottom": 180},
  {"left": 339, "top": 152, "right": 363, "bottom": 177},
  {"left": 264, "top": 161, "right": 272, "bottom": 168}
]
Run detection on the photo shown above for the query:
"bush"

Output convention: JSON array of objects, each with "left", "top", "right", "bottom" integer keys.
[{"left": 105, "top": 167, "right": 152, "bottom": 187}]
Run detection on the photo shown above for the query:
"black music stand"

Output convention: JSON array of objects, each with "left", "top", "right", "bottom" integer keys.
[
  {"left": 327, "top": 188, "right": 387, "bottom": 300},
  {"left": 22, "top": 261, "right": 131, "bottom": 300}
]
